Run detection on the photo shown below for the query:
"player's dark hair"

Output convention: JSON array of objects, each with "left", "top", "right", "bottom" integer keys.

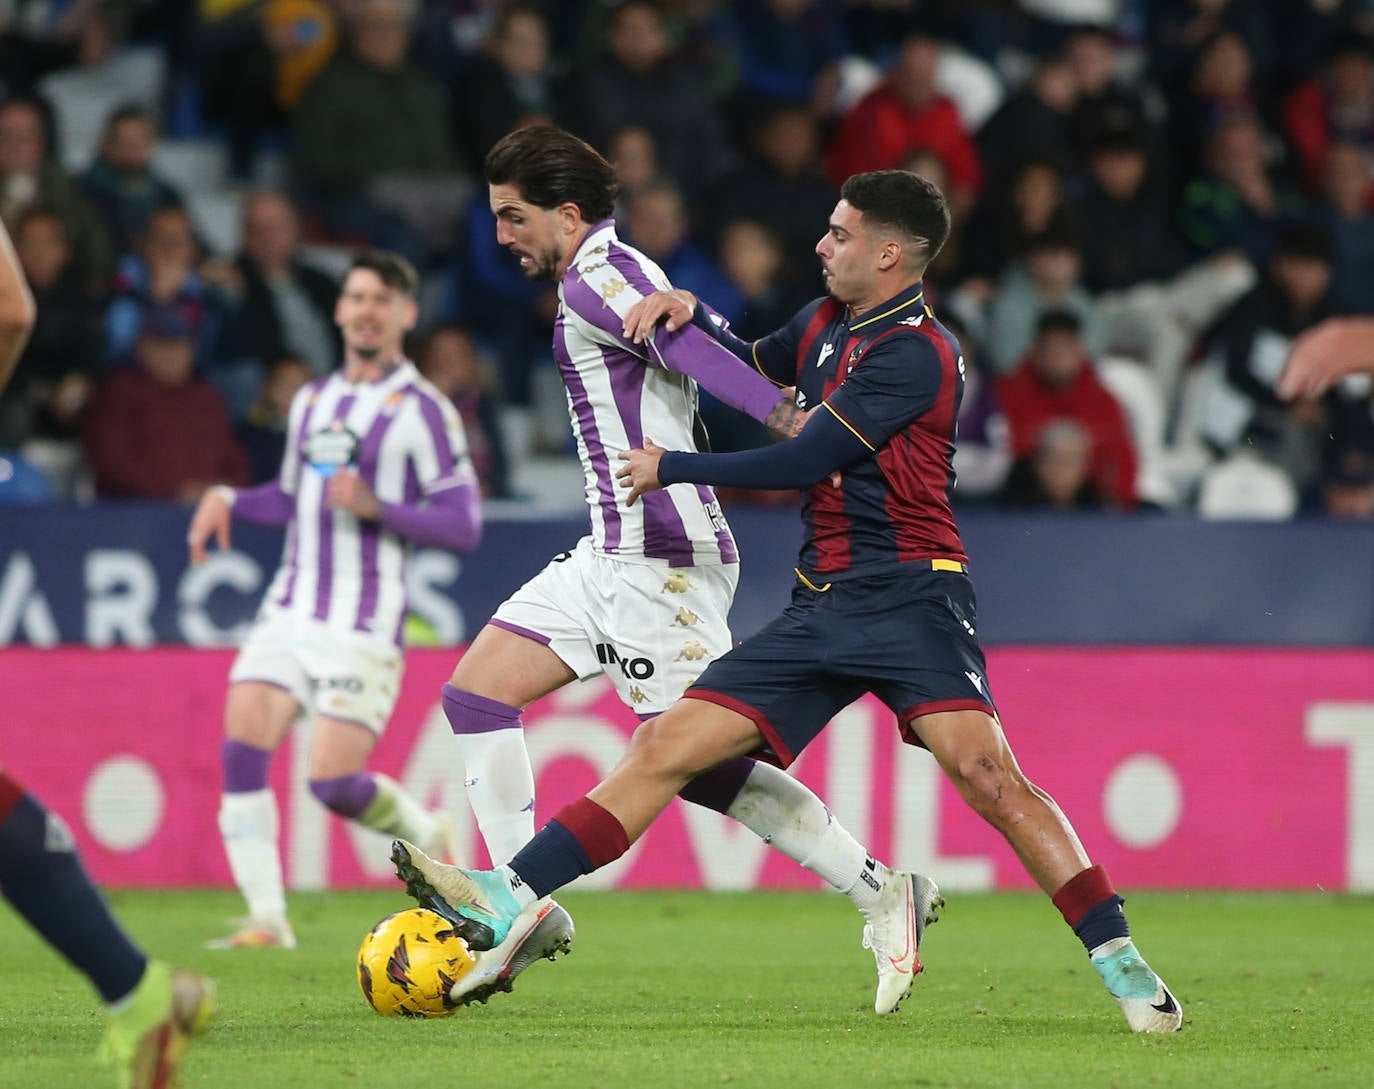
[
  {"left": 348, "top": 250, "right": 419, "bottom": 298},
  {"left": 485, "top": 125, "right": 620, "bottom": 223},
  {"left": 840, "top": 170, "right": 950, "bottom": 270}
]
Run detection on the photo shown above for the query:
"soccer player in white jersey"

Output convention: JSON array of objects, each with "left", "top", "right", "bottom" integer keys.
[
  {"left": 187, "top": 251, "right": 482, "bottom": 949},
  {"left": 408, "top": 126, "right": 939, "bottom": 1014}
]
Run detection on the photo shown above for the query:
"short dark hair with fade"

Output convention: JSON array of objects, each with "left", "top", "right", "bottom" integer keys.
[
  {"left": 485, "top": 125, "right": 620, "bottom": 224},
  {"left": 839, "top": 170, "right": 950, "bottom": 269},
  {"left": 348, "top": 250, "right": 419, "bottom": 298}
]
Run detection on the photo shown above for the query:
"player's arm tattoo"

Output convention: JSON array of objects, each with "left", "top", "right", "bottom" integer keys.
[{"left": 764, "top": 392, "right": 805, "bottom": 440}]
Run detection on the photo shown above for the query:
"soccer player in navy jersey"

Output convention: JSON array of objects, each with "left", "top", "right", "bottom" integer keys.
[
  {"left": 392, "top": 169, "right": 1183, "bottom": 1032},
  {"left": 0, "top": 222, "right": 215, "bottom": 1085}
]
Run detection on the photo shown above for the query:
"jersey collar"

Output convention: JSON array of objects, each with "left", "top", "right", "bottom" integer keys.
[
  {"left": 845, "top": 283, "right": 927, "bottom": 334},
  {"left": 569, "top": 219, "right": 619, "bottom": 270}
]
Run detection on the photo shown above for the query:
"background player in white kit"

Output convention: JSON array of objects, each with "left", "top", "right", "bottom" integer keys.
[
  {"left": 187, "top": 251, "right": 482, "bottom": 948},
  {"left": 416, "top": 127, "right": 939, "bottom": 1014}
]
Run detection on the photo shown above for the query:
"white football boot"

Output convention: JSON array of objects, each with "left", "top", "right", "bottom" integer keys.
[
  {"left": 448, "top": 899, "right": 575, "bottom": 1006},
  {"left": 1090, "top": 937, "right": 1184, "bottom": 1032},
  {"left": 862, "top": 870, "right": 943, "bottom": 1014}
]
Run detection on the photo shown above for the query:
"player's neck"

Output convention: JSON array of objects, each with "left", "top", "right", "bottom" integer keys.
[
  {"left": 846, "top": 275, "right": 923, "bottom": 321},
  {"left": 343, "top": 351, "right": 404, "bottom": 384},
  {"left": 555, "top": 222, "right": 596, "bottom": 279}
]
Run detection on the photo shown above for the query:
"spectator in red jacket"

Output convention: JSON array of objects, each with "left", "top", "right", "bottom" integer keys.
[
  {"left": 85, "top": 305, "right": 249, "bottom": 501},
  {"left": 825, "top": 33, "right": 981, "bottom": 215},
  {"left": 1283, "top": 30, "right": 1374, "bottom": 198},
  {"left": 996, "top": 310, "right": 1138, "bottom": 508}
]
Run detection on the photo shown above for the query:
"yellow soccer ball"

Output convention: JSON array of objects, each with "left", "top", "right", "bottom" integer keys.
[{"left": 357, "top": 908, "right": 477, "bottom": 1017}]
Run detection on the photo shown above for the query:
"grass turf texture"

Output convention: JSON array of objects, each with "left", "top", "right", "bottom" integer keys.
[{"left": 1, "top": 890, "right": 1371, "bottom": 1089}]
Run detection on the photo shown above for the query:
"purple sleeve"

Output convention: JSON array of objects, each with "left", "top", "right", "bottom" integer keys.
[
  {"left": 232, "top": 481, "right": 295, "bottom": 526},
  {"left": 647, "top": 322, "right": 784, "bottom": 424},
  {"left": 379, "top": 480, "right": 482, "bottom": 552}
]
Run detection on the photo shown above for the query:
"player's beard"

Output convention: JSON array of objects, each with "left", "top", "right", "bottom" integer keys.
[{"left": 519, "top": 247, "right": 560, "bottom": 281}]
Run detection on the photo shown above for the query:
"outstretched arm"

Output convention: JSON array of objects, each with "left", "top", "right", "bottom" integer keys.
[
  {"left": 1278, "top": 318, "right": 1374, "bottom": 399},
  {"left": 616, "top": 406, "right": 871, "bottom": 504},
  {"left": 0, "top": 218, "right": 36, "bottom": 396}
]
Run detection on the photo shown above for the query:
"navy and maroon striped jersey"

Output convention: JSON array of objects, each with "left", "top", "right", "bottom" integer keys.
[{"left": 748, "top": 285, "right": 968, "bottom": 581}]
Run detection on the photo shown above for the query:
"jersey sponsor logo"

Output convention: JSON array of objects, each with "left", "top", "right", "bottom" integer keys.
[
  {"left": 305, "top": 420, "right": 360, "bottom": 479},
  {"left": 816, "top": 342, "right": 836, "bottom": 369},
  {"left": 320, "top": 675, "right": 365, "bottom": 693},
  {"left": 596, "top": 642, "right": 656, "bottom": 680}
]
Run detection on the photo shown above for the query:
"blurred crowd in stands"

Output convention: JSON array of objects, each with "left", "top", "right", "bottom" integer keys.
[{"left": 2, "top": 0, "right": 1374, "bottom": 521}]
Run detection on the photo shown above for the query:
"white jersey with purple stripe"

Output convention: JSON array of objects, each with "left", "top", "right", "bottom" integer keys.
[
  {"left": 262, "top": 360, "right": 474, "bottom": 645},
  {"left": 557, "top": 221, "right": 739, "bottom": 566}
]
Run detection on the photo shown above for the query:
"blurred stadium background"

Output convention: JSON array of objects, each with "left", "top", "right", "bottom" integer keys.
[{"left": 2, "top": 0, "right": 1374, "bottom": 900}]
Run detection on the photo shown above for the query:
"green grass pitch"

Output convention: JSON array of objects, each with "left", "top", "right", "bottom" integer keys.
[{"left": 1, "top": 889, "right": 1371, "bottom": 1089}]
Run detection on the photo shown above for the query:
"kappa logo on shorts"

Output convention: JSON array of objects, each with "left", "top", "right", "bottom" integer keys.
[
  {"left": 628, "top": 685, "right": 647, "bottom": 704},
  {"left": 662, "top": 571, "right": 697, "bottom": 594},
  {"left": 675, "top": 640, "right": 709, "bottom": 662}
]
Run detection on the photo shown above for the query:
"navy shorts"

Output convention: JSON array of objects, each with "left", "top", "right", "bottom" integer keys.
[{"left": 685, "top": 565, "right": 997, "bottom": 767}]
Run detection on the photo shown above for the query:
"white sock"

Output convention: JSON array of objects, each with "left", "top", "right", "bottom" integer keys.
[
  {"left": 218, "top": 789, "right": 286, "bottom": 923},
  {"left": 458, "top": 727, "right": 537, "bottom": 866},
  {"left": 724, "top": 762, "right": 882, "bottom": 912},
  {"left": 357, "top": 773, "right": 439, "bottom": 846},
  {"left": 496, "top": 864, "right": 541, "bottom": 910}
]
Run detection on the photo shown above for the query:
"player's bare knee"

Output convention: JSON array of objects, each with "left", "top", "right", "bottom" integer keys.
[{"left": 622, "top": 714, "right": 705, "bottom": 782}]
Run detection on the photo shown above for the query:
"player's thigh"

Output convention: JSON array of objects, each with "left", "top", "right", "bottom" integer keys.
[
  {"left": 621, "top": 697, "right": 765, "bottom": 780},
  {"left": 224, "top": 682, "right": 300, "bottom": 749},
  {"left": 308, "top": 715, "right": 381, "bottom": 779},
  {"left": 855, "top": 572, "right": 997, "bottom": 742},
  {"left": 685, "top": 594, "right": 865, "bottom": 768},
  {"left": 227, "top": 612, "right": 309, "bottom": 746},
  {"left": 480, "top": 540, "right": 606, "bottom": 698},
  {"left": 449, "top": 621, "right": 577, "bottom": 708},
  {"left": 297, "top": 623, "right": 404, "bottom": 736},
  {"left": 907, "top": 708, "right": 1023, "bottom": 791},
  {"left": 591, "top": 557, "right": 738, "bottom": 713}
]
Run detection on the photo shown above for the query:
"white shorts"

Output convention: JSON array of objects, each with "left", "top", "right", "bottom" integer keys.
[
  {"left": 491, "top": 537, "right": 738, "bottom": 714},
  {"left": 228, "top": 610, "right": 404, "bottom": 734}
]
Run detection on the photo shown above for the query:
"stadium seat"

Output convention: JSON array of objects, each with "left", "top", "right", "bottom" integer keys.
[{"left": 38, "top": 46, "right": 167, "bottom": 172}]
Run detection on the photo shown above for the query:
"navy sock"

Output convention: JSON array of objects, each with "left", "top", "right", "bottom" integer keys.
[
  {"left": 0, "top": 791, "right": 147, "bottom": 1003},
  {"left": 508, "top": 820, "right": 595, "bottom": 898},
  {"left": 1075, "top": 895, "right": 1130, "bottom": 953}
]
